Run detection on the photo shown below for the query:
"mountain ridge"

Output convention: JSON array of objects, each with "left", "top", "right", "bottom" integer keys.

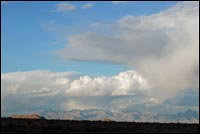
[
  {"left": 10, "top": 113, "right": 44, "bottom": 119},
  {"left": 38, "top": 109, "right": 199, "bottom": 123}
]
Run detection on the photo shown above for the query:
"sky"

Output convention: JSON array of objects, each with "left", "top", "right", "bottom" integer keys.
[
  {"left": 1, "top": 1, "right": 177, "bottom": 76},
  {"left": 1, "top": 1, "right": 199, "bottom": 120}
]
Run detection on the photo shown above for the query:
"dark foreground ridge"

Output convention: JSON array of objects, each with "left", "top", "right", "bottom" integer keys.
[{"left": 1, "top": 118, "right": 199, "bottom": 133}]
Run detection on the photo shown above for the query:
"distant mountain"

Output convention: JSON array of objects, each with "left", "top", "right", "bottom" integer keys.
[
  {"left": 40, "top": 109, "right": 199, "bottom": 123},
  {"left": 155, "top": 109, "right": 199, "bottom": 123},
  {"left": 10, "top": 114, "right": 44, "bottom": 119},
  {"left": 40, "top": 109, "right": 114, "bottom": 121}
]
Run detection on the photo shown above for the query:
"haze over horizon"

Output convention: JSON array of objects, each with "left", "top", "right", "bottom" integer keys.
[{"left": 1, "top": 1, "right": 199, "bottom": 123}]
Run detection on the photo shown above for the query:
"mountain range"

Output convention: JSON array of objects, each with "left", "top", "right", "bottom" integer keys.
[{"left": 38, "top": 109, "right": 199, "bottom": 123}]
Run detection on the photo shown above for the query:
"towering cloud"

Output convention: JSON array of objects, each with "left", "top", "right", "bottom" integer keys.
[{"left": 58, "top": 2, "right": 199, "bottom": 99}]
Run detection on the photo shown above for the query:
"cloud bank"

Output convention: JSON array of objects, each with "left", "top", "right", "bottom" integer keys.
[
  {"left": 1, "top": 70, "right": 149, "bottom": 97},
  {"left": 1, "top": 70, "right": 150, "bottom": 115},
  {"left": 58, "top": 2, "right": 199, "bottom": 99},
  {"left": 1, "top": 70, "right": 198, "bottom": 116}
]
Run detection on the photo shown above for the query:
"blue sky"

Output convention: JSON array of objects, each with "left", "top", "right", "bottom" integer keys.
[{"left": 1, "top": 1, "right": 177, "bottom": 76}]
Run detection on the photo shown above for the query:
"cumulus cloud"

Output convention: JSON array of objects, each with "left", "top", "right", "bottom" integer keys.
[
  {"left": 1, "top": 70, "right": 149, "bottom": 97},
  {"left": 53, "top": 3, "right": 76, "bottom": 12},
  {"left": 67, "top": 70, "right": 149, "bottom": 96},
  {"left": 82, "top": 3, "right": 94, "bottom": 9},
  {"left": 58, "top": 2, "right": 199, "bottom": 99}
]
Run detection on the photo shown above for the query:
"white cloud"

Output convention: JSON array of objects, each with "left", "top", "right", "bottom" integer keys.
[
  {"left": 112, "top": 1, "right": 128, "bottom": 4},
  {"left": 1, "top": 70, "right": 75, "bottom": 115},
  {"left": 145, "top": 98, "right": 161, "bottom": 107},
  {"left": 1, "top": 70, "right": 149, "bottom": 97},
  {"left": 53, "top": 3, "right": 76, "bottom": 12},
  {"left": 1, "top": 70, "right": 77, "bottom": 97},
  {"left": 1, "top": 70, "right": 198, "bottom": 116},
  {"left": 66, "top": 70, "right": 150, "bottom": 96},
  {"left": 1, "top": 70, "right": 150, "bottom": 115},
  {"left": 58, "top": 2, "right": 199, "bottom": 100},
  {"left": 82, "top": 3, "right": 94, "bottom": 9},
  {"left": 1, "top": 70, "right": 75, "bottom": 116},
  {"left": 52, "top": 2, "right": 94, "bottom": 12}
]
